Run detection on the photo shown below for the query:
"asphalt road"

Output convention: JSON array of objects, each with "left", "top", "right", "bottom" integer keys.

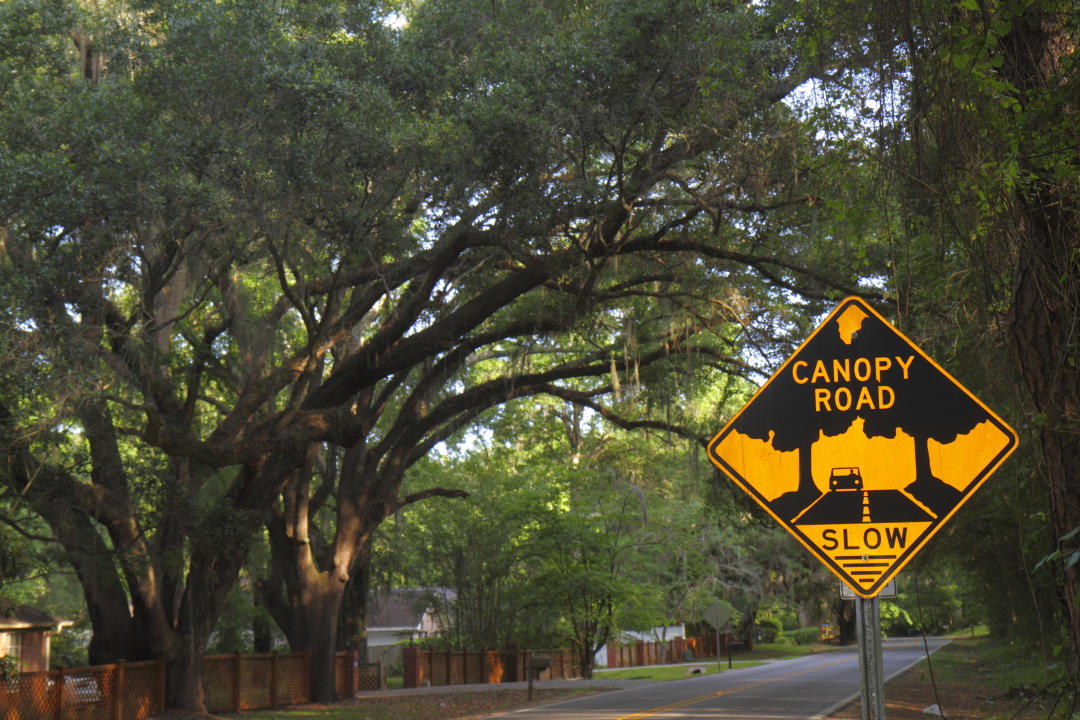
[{"left": 484, "top": 637, "right": 949, "bottom": 720}]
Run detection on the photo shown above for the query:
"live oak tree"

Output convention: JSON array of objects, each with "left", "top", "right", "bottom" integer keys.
[{"left": 1, "top": 0, "right": 883, "bottom": 712}]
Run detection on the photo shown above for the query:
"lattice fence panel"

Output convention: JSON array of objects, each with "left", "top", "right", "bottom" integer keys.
[
  {"left": 201, "top": 655, "right": 236, "bottom": 713},
  {"left": 0, "top": 672, "right": 57, "bottom": 720},
  {"left": 122, "top": 661, "right": 164, "bottom": 720},
  {"left": 60, "top": 667, "right": 111, "bottom": 720},
  {"left": 275, "top": 653, "right": 307, "bottom": 706},
  {"left": 357, "top": 663, "right": 383, "bottom": 692},
  {"left": 238, "top": 655, "right": 272, "bottom": 710}
]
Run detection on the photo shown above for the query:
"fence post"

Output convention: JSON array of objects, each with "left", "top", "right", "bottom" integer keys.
[
  {"left": 303, "top": 651, "right": 311, "bottom": 702},
  {"left": 157, "top": 658, "right": 167, "bottom": 714},
  {"left": 232, "top": 653, "right": 242, "bottom": 712},
  {"left": 113, "top": 661, "right": 125, "bottom": 720},
  {"left": 348, "top": 649, "right": 358, "bottom": 697},
  {"left": 270, "top": 651, "right": 279, "bottom": 708},
  {"left": 53, "top": 667, "right": 64, "bottom": 720},
  {"left": 402, "top": 647, "right": 416, "bottom": 688}
]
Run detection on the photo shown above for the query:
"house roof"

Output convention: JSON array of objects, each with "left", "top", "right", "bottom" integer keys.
[
  {"left": 0, "top": 602, "right": 71, "bottom": 632},
  {"left": 368, "top": 588, "right": 452, "bottom": 630}
]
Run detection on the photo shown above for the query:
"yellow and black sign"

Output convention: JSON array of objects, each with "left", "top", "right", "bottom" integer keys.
[{"left": 707, "top": 297, "right": 1018, "bottom": 598}]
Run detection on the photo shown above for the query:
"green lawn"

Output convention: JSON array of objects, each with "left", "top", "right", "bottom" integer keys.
[
  {"left": 737, "top": 642, "right": 819, "bottom": 660},
  {"left": 594, "top": 642, "right": 820, "bottom": 681},
  {"left": 595, "top": 660, "right": 763, "bottom": 681}
]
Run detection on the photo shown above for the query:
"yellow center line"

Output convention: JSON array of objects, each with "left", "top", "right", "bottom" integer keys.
[{"left": 613, "top": 655, "right": 857, "bottom": 720}]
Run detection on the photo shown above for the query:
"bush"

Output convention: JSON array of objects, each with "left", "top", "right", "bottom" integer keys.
[
  {"left": 756, "top": 616, "right": 784, "bottom": 643},
  {"left": 880, "top": 601, "right": 916, "bottom": 637},
  {"left": 786, "top": 627, "right": 820, "bottom": 645},
  {"left": 776, "top": 609, "right": 799, "bottom": 631},
  {"left": 0, "top": 655, "right": 19, "bottom": 679},
  {"left": 415, "top": 635, "right": 456, "bottom": 651}
]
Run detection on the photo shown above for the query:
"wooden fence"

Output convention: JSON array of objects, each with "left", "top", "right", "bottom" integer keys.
[
  {"left": 402, "top": 648, "right": 578, "bottom": 688},
  {"left": 0, "top": 650, "right": 382, "bottom": 719},
  {"left": 604, "top": 634, "right": 731, "bottom": 668}
]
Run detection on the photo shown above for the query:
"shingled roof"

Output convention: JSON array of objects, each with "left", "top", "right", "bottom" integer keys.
[
  {"left": 0, "top": 601, "right": 71, "bottom": 631},
  {"left": 368, "top": 588, "right": 453, "bottom": 631}
]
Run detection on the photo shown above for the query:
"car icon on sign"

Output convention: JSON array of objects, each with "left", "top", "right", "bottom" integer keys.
[{"left": 829, "top": 467, "right": 863, "bottom": 492}]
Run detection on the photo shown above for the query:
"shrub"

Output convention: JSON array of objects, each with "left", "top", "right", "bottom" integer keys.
[
  {"left": 786, "top": 627, "right": 821, "bottom": 645},
  {"left": 756, "top": 616, "right": 784, "bottom": 643}
]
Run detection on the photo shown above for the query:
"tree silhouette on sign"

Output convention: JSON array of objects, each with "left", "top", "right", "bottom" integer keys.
[
  {"left": 855, "top": 318, "right": 990, "bottom": 518},
  {"left": 730, "top": 311, "right": 863, "bottom": 522}
]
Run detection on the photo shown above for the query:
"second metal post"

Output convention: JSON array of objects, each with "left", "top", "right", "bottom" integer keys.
[{"left": 855, "top": 596, "right": 886, "bottom": 720}]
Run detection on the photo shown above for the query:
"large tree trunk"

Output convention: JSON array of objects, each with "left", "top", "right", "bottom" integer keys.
[
  {"left": 306, "top": 575, "right": 348, "bottom": 703},
  {"left": 999, "top": 6, "right": 1080, "bottom": 688},
  {"left": 265, "top": 547, "right": 351, "bottom": 703},
  {"left": 831, "top": 599, "right": 856, "bottom": 645},
  {"left": 164, "top": 641, "right": 207, "bottom": 714},
  {"left": 1, "top": 404, "right": 144, "bottom": 663},
  {"left": 337, "top": 547, "right": 371, "bottom": 658},
  {"left": 54, "top": 515, "right": 142, "bottom": 664},
  {"left": 263, "top": 463, "right": 360, "bottom": 704},
  {"left": 164, "top": 516, "right": 263, "bottom": 713},
  {"left": 1011, "top": 231, "right": 1080, "bottom": 683}
]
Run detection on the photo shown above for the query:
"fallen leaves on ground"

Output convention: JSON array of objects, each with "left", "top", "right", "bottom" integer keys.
[
  {"left": 327, "top": 688, "right": 600, "bottom": 720},
  {"left": 828, "top": 641, "right": 1063, "bottom": 720}
]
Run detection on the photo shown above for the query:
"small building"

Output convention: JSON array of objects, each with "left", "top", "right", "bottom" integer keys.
[
  {"left": 0, "top": 603, "right": 72, "bottom": 673},
  {"left": 366, "top": 589, "right": 452, "bottom": 668},
  {"left": 595, "top": 625, "right": 686, "bottom": 668}
]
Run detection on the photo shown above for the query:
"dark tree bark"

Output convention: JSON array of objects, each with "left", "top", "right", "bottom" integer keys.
[
  {"left": 831, "top": 598, "right": 856, "bottom": 645},
  {"left": 337, "top": 549, "right": 370, "bottom": 656},
  {"left": 996, "top": 7, "right": 1080, "bottom": 686}
]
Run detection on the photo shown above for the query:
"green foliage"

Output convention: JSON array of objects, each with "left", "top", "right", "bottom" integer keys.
[
  {"left": 49, "top": 630, "right": 89, "bottom": 669},
  {"left": 879, "top": 602, "right": 915, "bottom": 638},
  {"left": 755, "top": 616, "right": 783, "bottom": 643},
  {"left": 207, "top": 578, "right": 281, "bottom": 655},
  {"left": 785, "top": 627, "right": 821, "bottom": 645},
  {"left": 380, "top": 398, "right": 772, "bottom": 666}
]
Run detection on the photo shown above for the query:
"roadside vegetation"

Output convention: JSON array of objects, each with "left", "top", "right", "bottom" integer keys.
[{"left": 832, "top": 634, "right": 1074, "bottom": 720}]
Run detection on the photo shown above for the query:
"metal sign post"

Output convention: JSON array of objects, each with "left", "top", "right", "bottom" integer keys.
[
  {"left": 703, "top": 600, "right": 732, "bottom": 671},
  {"left": 855, "top": 597, "right": 886, "bottom": 720}
]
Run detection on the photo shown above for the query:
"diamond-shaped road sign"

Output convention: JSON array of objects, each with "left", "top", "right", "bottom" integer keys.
[
  {"left": 703, "top": 600, "right": 732, "bottom": 631},
  {"left": 707, "top": 297, "right": 1018, "bottom": 598}
]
